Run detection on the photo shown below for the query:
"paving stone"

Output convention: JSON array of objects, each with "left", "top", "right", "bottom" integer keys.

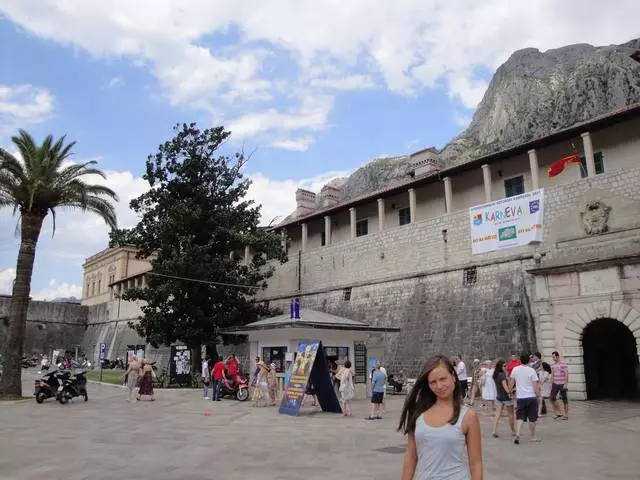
[{"left": 1, "top": 374, "right": 640, "bottom": 480}]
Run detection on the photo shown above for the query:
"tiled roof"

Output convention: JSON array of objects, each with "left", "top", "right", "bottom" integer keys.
[{"left": 222, "top": 309, "right": 401, "bottom": 333}]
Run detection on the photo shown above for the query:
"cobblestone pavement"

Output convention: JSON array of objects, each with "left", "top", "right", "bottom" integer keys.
[{"left": 1, "top": 372, "right": 639, "bottom": 480}]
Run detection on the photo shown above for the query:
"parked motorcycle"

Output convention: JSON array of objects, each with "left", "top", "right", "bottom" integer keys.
[
  {"left": 219, "top": 374, "right": 249, "bottom": 401},
  {"left": 56, "top": 361, "right": 88, "bottom": 404},
  {"left": 34, "top": 368, "right": 69, "bottom": 403}
]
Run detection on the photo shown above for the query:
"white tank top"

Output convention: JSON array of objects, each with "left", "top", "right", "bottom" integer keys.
[{"left": 414, "top": 406, "right": 469, "bottom": 480}]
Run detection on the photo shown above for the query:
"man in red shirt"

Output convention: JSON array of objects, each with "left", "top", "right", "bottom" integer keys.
[
  {"left": 226, "top": 354, "right": 239, "bottom": 385},
  {"left": 506, "top": 352, "right": 522, "bottom": 375},
  {"left": 212, "top": 357, "right": 227, "bottom": 402}
]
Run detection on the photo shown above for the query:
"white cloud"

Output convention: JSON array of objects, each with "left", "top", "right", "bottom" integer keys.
[
  {"left": 0, "top": 84, "right": 54, "bottom": 128},
  {"left": 2, "top": 1, "right": 637, "bottom": 146},
  {"left": 247, "top": 169, "right": 352, "bottom": 226},
  {"left": 269, "top": 136, "right": 315, "bottom": 151},
  {"left": 0, "top": 267, "right": 16, "bottom": 294},
  {"left": 108, "top": 76, "right": 124, "bottom": 88},
  {"left": 32, "top": 279, "right": 82, "bottom": 301},
  {"left": 228, "top": 95, "right": 334, "bottom": 138}
]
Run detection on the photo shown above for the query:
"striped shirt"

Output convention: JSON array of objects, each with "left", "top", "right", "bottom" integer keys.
[{"left": 551, "top": 362, "right": 568, "bottom": 385}]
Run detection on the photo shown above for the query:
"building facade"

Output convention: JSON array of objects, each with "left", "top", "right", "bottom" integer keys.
[{"left": 257, "top": 104, "right": 640, "bottom": 400}]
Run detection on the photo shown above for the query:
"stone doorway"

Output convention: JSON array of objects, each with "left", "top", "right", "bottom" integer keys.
[{"left": 582, "top": 318, "right": 639, "bottom": 400}]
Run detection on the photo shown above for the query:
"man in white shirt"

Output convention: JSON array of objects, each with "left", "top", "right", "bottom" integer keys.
[
  {"left": 510, "top": 353, "right": 541, "bottom": 444},
  {"left": 455, "top": 355, "right": 468, "bottom": 398}
]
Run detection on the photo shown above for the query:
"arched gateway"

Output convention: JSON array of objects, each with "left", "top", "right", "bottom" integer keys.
[{"left": 563, "top": 301, "right": 640, "bottom": 400}]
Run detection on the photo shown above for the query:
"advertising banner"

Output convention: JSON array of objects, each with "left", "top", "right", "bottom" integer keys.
[
  {"left": 469, "top": 189, "right": 544, "bottom": 254},
  {"left": 170, "top": 345, "right": 191, "bottom": 386},
  {"left": 279, "top": 340, "right": 341, "bottom": 416}
]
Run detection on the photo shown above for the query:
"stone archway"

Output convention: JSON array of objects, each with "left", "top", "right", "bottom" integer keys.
[{"left": 562, "top": 301, "right": 640, "bottom": 400}]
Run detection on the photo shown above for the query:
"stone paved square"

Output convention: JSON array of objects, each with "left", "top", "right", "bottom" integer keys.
[{"left": 1, "top": 374, "right": 639, "bottom": 480}]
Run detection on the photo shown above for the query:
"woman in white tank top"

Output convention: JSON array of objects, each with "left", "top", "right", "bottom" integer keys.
[{"left": 398, "top": 355, "right": 483, "bottom": 480}]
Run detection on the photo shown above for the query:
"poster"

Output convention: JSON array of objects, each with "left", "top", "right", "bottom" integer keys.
[
  {"left": 469, "top": 189, "right": 544, "bottom": 254},
  {"left": 279, "top": 340, "right": 341, "bottom": 416},
  {"left": 170, "top": 345, "right": 191, "bottom": 386}
]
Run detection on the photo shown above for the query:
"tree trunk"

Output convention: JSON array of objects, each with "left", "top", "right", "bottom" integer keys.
[
  {"left": 191, "top": 345, "right": 202, "bottom": 380},
  {"left": 205, "top": 342, "right": 218, "bottom": 362},
  {"left": 0, "top": 213, "right": 45, "bottom": 398}
]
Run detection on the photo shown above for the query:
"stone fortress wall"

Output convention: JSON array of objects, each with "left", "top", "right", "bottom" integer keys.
[
  {"left": 256, "top": 113, "right": 640, "bottom": 391},
  {"left": 0, "top": 295, "right": 87, "bottom": 358}
]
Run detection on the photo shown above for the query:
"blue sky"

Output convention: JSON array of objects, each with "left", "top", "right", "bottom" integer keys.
[{"left": 0, "top": 1, "right": 637, "bottom": 299}]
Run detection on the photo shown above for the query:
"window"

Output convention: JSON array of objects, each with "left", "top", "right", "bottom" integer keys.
[
  {"left": 91, "top": 282, "right": 95, "bottom": 295},
  {"left": 399, "top": 207, "right": 411, "bottom": 226},
  {"left": 343, "top": 287, "right": 352, "bottom": 301},
  {"left": 109, "top": 274, "right": 115, "bottom": 284},
  {"left": 504, "top": 175, "right": 524, "bottom": 198},
  {"left": 320, "top": 231, "right": 326, "bottom": 246},
  {"left": 356, "top": 219, "right": 368, "bottom": 237},
  {"left": 579, "top": 152, "right": 605, "bottom": 178},
  {"left": 463, "top": 267, "right": 477, "bottom": 286},
  {"left": 86, "top": 283, "right": 90, "bottom": 296},
  {"left": 97, "top": 280, "right": 101, "bottom": 293},
  {"left": 261, "top": 346, "right": 287, "bottom": 373},
  {"left": 324, "top": 346, "right": 349, "bottom": 365}
]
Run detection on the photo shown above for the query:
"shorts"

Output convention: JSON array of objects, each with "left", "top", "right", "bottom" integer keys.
[
  {"left": 516, "top": 397, "right": 538, "bottom": 422},
  {"left": 371, "top": 391, "right": 384, "bottom": 404},
  {"left": 550, "top": 384, "right": 568, "bottom": 404},
  {"left": 496, "top": 399, "right": 513, "bottom": 407}
]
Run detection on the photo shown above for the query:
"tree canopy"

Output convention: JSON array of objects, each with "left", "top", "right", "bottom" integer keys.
[{"left": 111, "top": 123, "right": 286, "bottom": 352}]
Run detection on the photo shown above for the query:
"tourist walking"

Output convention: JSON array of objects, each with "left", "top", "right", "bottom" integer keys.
[
  {"left": 368, "top": 363, "right": 386, "bottom": 420},
  {"left": 137, "top": 359, "right": 155, "bottom": 401},
  {"left": 267, "top": 362, "right": 278, "bottom": 406},
  {"left": 537, "top": 362, "right": 552, "bottom": 416},
  {"left": 481, "top": 360, "right": 496, "bottom": 412},
  {"left": 466, "top": 359, "right": 482, "bottom": 406},
  {"left": 380, "top": 362, "right": 389, "bottom": 413},
  {"left": 123, "top": 356, "right": 141, "bottom": 402},
  {"left": 491, "top": 359, "right": 515, "bottom": 438},
  {"left": 252, "top": 361, "right": 270, "bottom": 407},
  {"left": 201, "top": 356, "right": 211, "bottom": 399},
  {"left": 212, "top": 356, "right": 226, "bottom": 402},
  {"left": 337, "top": 359, "right": 355, "bottom": 417},
  {"left": 456, "top": 355, "right": 468, "bottom": 398},
  {"left": 398, "top": 355, "right": 483, "bottom": 480},
  {"left": 226, "top": 354, "right": 240, "bottom": 384},
  {"left": 550, "top": 351, "right": 569, "bottom": 420},
  {"left": 510, "top": 354, "right": 540, "bottom": 444}
]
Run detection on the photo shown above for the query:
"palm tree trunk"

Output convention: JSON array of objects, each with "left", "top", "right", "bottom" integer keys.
[{"left": 0, "top": 213, "right": 45, "bottom": 398}]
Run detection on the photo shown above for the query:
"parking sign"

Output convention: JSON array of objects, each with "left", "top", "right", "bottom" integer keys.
[{"left": 99, "top": 343, "right": 107, "bottom": 361}]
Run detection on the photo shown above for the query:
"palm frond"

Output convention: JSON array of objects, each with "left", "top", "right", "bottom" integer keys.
[{"left": 62, "top": 196, "right": 118, "bottom": 229}]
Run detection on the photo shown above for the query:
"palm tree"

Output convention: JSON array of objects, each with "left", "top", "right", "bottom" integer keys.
[{"left": 0, "top": 130, "right": 118, "bottom": 398}]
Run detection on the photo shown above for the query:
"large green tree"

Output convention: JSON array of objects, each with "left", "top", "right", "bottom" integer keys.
[
  {"left": 111, "top": 123, "right": 285, "bottom": 366},
  {"left": 0, "top": 130, "right": 117, "bottom": 398}
]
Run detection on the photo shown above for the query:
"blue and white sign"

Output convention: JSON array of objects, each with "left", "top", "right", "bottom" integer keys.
[{"left": 99, "top": 343, "right": 107, "bottom": 361}]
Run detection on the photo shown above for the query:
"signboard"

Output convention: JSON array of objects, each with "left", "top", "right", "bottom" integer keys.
[
  {"left": 170, "top": 345, "right": 191, "bottom": 386},
  {"left": 469, "top": 189, "right": 544, "bottom": 254},
  {"left": 99, "top": 343, "right": 107, "bottom": 361},
  {"left": 279, "top": 340, "right": 341, "bottom": 416}
]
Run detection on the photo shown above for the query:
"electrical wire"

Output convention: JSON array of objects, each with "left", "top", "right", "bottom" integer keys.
[{"left": 145, "top": 271, "right": 261, "bottom": 289}]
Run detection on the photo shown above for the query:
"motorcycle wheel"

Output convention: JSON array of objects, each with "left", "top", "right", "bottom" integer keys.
[
  {"left": 58, "top": 391, "right": 69, "bottom": 405},
  {"left": 35, "top": 391, "right": 47, "bottom": 404},
  {"left": 236, "top": 388, "right": 249, "bottom": 402}
]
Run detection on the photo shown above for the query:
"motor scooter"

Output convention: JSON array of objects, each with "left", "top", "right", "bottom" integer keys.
[
  {"left": 220, "top": 373, "right": 250, "bottom": 401},
  {"left": 56, "top": 361, "right": 88, "bottom": 404},
  {"left": 34, "top": 368, "right": 68, "bottom": 403}
]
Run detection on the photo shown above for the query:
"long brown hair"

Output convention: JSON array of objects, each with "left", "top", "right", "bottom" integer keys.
[{"left": 397, "top": 355, "right": 462, "bottom": 434}]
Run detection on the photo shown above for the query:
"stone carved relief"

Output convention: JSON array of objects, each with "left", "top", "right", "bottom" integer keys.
[{"left": 579, "top": 200, "right": 611, "bottom": 235}]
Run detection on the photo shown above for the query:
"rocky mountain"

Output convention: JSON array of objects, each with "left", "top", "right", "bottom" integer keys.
[
  {"left": 440, "top": 38, "right": 640, "bottom": 167},
  {"left": 291, "top": 37, "right": 640, "bottom": 212}
]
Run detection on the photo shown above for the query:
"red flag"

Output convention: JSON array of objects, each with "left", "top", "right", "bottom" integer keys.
[{"left": 548, "top": 154, "right": 581, "bottom": 178}]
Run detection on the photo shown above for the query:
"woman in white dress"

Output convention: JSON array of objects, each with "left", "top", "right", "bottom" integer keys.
[{"left": 481, "top": 360, "right": 496, "bottom": 413}]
